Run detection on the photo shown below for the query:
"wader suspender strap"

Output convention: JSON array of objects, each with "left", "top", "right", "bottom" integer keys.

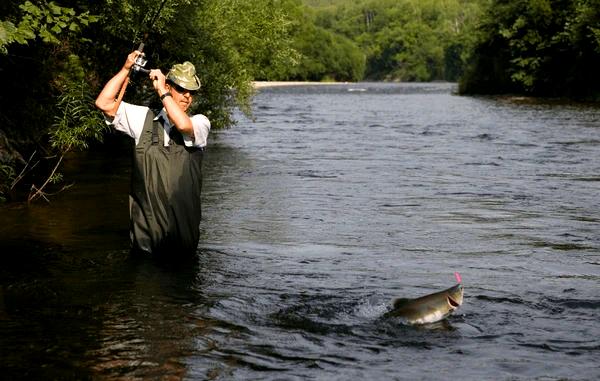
[
  {"left": 152, "top": 119, "right": 159, "bottom": 145},
  {"left": 139, "top": 110, "right": 159, "bottom": 147}
]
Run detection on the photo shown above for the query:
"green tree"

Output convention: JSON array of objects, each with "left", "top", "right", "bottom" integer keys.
[
  {"left": 178, "top": 0, "right": 298, "bottom": 126},
  {"left": 269, "top": 1, "right": 366, "bottom": 82},
  {"left": 0, "top": 0, "right": 101, "bottom": 202},
  {"left": 305, "top": 0, "right": 483, "bottom": 81},
  {"left": 460, "top": 0, "right": 600, "bottom": 97},
  {"left": 288, "top": 21, "right": 365, "bottom": 81},
  {"left": 0, "top": 1, "right": 98, "bottom": 53}
]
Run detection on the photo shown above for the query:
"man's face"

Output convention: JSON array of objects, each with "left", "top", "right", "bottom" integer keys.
[{"left": 167, "top": 82, "right": 195, "bottom": 112}]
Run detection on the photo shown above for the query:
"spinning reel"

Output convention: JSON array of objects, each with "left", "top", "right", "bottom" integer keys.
[{"left": 132, "top": 42, "right": 150, "bottom": 75}]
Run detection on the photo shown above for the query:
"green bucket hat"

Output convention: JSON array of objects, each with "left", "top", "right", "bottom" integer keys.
[{"left": 166, "top": 61, "right": 201, "bottom": 91}]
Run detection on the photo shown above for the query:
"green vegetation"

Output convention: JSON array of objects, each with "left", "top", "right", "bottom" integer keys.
[
  {"left": 459, "top": 0, "right": 600, "bottom": 97},
  {"left": 302, "top": 0, "right": 484, "bottom": 81},
  {"left": 277, "top": 0, "right": 483, "bottom": 82},
  {"left": 281, "top": 6, "right": 366, "bottom": 81},
  {"left": 0, "top": 0, "right": 598, "bottom": 202},
  {"left": 295, "top": 0, "right": 599, "bottom": 93}
]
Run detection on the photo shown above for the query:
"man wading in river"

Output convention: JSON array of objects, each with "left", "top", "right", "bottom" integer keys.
[{"left": 95, "top": 50, "right": 210, "bottom": 256}]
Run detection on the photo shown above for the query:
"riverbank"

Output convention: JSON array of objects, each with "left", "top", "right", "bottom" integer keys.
[{"left": 252, "top": 81, "right": 344, "bottom": 89}]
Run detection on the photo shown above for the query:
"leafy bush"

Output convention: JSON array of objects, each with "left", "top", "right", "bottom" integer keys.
[{"left": 460, "top": 0, "right": 600, "bottom": 97}]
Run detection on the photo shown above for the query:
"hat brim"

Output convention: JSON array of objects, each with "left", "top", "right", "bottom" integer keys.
[
  {"left": 167, "top": 76, "right": 201, "bottom": 91},
  {"left": 182, "top": 76, "right": 201, "bottom": 91}
]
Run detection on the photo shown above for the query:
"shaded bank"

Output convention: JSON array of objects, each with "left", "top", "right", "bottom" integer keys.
[
  {"left": 459, "top": 0, "right": 600, "bottom": 99},
  {"left": 253, "top": 81, "right": 342, "bottom": 89}
]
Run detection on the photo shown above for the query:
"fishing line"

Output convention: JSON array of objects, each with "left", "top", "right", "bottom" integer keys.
[
  {"left": 111, "top": 0, "right": 170, "bottom": 114},
  {"left": 132, "top": 0, "right": 171, "bottom": 50}
]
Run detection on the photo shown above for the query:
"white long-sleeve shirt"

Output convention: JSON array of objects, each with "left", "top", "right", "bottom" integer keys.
[{"left": 109, "top": 101, "right": 210, "bottom": 148}]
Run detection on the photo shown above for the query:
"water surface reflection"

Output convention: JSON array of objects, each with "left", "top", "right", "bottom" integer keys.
[{"left": 1, "top": 83, "right": 599, "bottom": 380}]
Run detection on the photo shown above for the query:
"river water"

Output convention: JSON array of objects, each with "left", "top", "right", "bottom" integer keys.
[{"left": 1, "top": 83, "right": 599, "bottom": 380}]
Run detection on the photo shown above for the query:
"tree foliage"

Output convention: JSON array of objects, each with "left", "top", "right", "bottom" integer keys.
[
  {"left": 286, "top": 19, "right": 366, "bottom": 81},
  {"left": 180, "top": 0, "right": 298, "bottom": 125},
  {"left": 297, "top": 0, "right": 484, "bottom": 81},
  {"left": 460, "top": 0, "right": 600, "bottom": 97},
  {"left": 0, "top": 1, "right": 98, "bottom": 53},
  {"left": 298, "top": 0, "right": 599, "bottom": 94}
]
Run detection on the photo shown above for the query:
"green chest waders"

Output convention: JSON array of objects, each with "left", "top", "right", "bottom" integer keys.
[{"left": 129, "top": 111, "right": 204, "bottom": 255}]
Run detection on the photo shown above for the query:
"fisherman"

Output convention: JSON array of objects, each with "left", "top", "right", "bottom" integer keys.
[{"left": 95, "top": 50, "right": 210, "bottom": 256}]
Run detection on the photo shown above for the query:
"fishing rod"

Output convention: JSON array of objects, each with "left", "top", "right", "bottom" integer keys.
[
  {"left": 110, "top": 0, "right": 170, "bottom": 114},
  {"left": 130, "top": 0, "right": 171, "bottom": 74}
]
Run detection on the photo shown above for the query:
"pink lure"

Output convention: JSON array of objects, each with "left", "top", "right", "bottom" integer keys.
[{"left": 454, "top": 272, "right": 462, "bottom": 283}]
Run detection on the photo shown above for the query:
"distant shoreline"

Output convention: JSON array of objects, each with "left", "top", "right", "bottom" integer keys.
[
  {"left": 252, "top": 81, "right": 344, "bottom": 89},
  {"left": 251, "top": 81, "right": 458, "bottom": 89}
]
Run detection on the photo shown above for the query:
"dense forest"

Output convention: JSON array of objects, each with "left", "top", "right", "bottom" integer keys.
[
  {"left": 291, "top": 0, "right": 600, "bottom": 93},
  {"left": 460, "top": 0, "right": 600, "bottom": 97},
  {"left": 281, "top": 0, "right": 485, "bottom": 82},
  {"left": 0, "top": 0, "right": 599, "bottom": 202}
]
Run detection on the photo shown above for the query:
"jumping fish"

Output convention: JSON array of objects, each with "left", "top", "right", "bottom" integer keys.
[{"left": 385, "top": 272, "right": 464, "bottom": 325}]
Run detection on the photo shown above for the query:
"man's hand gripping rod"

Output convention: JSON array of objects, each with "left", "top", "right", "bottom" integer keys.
[{"left": 110, "top": 42, "right": 149, "bottom": 115}]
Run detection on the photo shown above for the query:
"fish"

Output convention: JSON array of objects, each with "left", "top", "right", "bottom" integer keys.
[{"left": 384, "top": 272, "right": 464, "bottom": 325}]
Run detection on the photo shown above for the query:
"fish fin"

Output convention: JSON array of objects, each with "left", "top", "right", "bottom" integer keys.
[{"left": 392, "top": 298, "right": 412, "bottom": 309}]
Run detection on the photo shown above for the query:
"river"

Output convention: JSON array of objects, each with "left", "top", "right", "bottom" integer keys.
[{"left": 1, "top": 83, "right": 599, "bottom": 380}]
